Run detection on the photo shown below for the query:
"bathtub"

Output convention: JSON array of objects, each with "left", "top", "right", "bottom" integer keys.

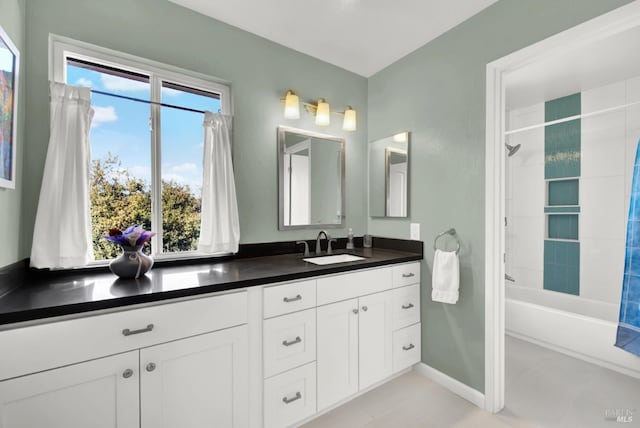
[{"left": 506, "top": 284, "right": 640, "bottom": 378}]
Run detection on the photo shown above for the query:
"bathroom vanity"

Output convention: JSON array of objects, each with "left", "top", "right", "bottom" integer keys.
[{"left": 0, "top": 240, "right": 422, "bottom": 428}]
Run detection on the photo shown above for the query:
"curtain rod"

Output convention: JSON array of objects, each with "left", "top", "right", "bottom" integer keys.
[
  {"left": 505, "top": 98, "right": 640, "bottom": 137},
  {"left": 90, "top": 89, "right": 206, "bottom": 115}
]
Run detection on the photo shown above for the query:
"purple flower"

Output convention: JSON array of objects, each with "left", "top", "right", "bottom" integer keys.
[{"left": 103, "top": 225, "right": 156, "bottom": 247}]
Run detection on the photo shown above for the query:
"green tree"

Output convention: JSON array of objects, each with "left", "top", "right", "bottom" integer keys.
[{"left": 90, "top": 154, "right": 201, "bottom": 259}]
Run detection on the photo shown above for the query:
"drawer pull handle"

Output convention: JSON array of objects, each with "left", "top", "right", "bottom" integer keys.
[
  {"left": 282, "top": 336, "right": 302, "bottom": 347},
  {"left": 283, "top": 294, "right": 302, "bottom": 303},
  {"left": 402, "top": 273, "right": 415, "bottom": 278},
  {"left": 403, "top": 344, "right": 415, "bottom": 351},
  {"left": 282, "top": 392, "right": 302, "bottom": 404},
  {"left": 122, "top": 324, "right": 154, "bottom": 336},
  {"left": 402, "top": 303, "right": 415, "bottom": 310},
  {"left": 122, "top": 369, "right": 134, "bottom": 379}
]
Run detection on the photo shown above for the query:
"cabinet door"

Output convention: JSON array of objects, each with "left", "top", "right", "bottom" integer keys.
[
  {"left": 359, "top": 290, "right": 393, "bottom": 390},
  {"left": 140, "top": 325, "right": 248, "bottom": 428},
  {"left": 0, "top": 351, "right": 139, "bottom": 428},
  {"left": 316, "top": 298, "right": 359, "bottom": 411}
]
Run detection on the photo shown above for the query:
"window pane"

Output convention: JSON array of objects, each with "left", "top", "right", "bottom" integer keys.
[
  {"left": 67, "top": 62, "right": 152, "bottom": 260},
  {"left": 160, "top": 82, "right": 220, "bottom": 253}
]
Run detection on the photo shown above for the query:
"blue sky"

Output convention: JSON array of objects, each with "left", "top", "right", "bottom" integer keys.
[{"left": 67, "top": 64, "right": 221, "bottom": 197}]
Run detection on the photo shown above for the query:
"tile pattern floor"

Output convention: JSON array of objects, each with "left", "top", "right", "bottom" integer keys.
[{"left": 302, "top": 335, "right": 640, "bottom": 427}]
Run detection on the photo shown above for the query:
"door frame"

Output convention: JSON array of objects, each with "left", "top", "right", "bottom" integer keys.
[{"left": 484, "top": 0, "right": 640, "bottom": 413}]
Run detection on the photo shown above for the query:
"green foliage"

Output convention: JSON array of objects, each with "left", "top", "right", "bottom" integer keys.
[{"left": 90, "top": 154, "right": 201, "bottom": 260}]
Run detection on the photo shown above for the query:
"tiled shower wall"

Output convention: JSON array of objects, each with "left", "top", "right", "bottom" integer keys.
[{"left": 506, "top": 75, "right": 640, "bottom": 306}]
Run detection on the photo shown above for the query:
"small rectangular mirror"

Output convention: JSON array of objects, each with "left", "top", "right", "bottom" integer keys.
[
  {"left": 278, "top": 126, "right": 345, "bottom": 230},
  {"left": 369, "top": 132, "right": 410, "bottom": 217}
]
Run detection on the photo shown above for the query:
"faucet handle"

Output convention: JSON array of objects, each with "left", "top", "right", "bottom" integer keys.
[
  {"left": 296, "top": 241, "right": 310, "bottom": 257},
  {"left": 327, "top": 237, "right": 337, "bottom": 255}
]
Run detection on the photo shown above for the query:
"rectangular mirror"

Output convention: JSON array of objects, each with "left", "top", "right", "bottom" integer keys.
[
  {"left": 369, "top": 132, "right": 409, "bottom": 217},
  {"left": 278, "top": 126, "right": 345, "bottom": 230}
]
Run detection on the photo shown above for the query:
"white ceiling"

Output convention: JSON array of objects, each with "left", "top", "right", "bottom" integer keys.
[
  {"left": 168, "top": 0, "right": 498, "bottom": 77},
  {"left": 506, "top": 25, "right": 640, "bottom": 110}
]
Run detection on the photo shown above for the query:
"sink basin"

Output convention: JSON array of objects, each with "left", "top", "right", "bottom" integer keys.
[{"left": 303, "top": 254, "right": 366, "bottom": 265}]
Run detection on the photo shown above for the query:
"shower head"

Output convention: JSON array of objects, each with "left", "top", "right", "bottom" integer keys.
[{"left": 505, "top": 143, "right": 521, "bottom": 157}]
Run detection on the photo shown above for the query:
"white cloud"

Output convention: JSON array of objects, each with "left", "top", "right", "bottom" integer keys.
[
  {"left": 74, "top": 77, "right": 93, "bottom": 88},
  {"left": 91, "top": 106, "right": 118, "bottom": 128},
  {"left": 165, "top": 162, "right": 198, "bottom": 174},
  {"left": 161, "top": 87, "right": 181, "bottom": 97},
  {"left": 128, "top": 165, "right": 151, "bottom": 180},
  {"left": 101, "top": 74, "right": 149, "bottom": 92}
]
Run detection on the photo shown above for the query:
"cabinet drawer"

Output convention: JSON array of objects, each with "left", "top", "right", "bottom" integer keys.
[
  {"left": 317, "top": 267, "right": 392, "bottom": 305},
  {"left": 264, "top": 280, "right": 316, "bottom": 319},
  {"left": 393, "top": 262, "right": 421, "bottom": 288},
  {"left": 392, "top": 284, "right": 421, "bottom": 330},
  {"left": 264, "top": 309, "right": 316, "bottom": 378},
  {"left": 0, "top": 291, "right": 247, "bottom": 381},
  {"left": 393, "top": 323, "right": 421, "bottom": 372},
  {"left": 264, "top": 362, "right": 316, "bottom": 428}
]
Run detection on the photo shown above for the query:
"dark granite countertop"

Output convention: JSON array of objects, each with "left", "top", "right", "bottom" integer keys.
[{"left": 0, "top": 238, "right": 422, "bottom": 326}]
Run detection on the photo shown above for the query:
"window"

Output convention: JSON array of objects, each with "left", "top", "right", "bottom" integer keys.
[{"left": 51, "top": 36, "right": 230, "bottom": 260}]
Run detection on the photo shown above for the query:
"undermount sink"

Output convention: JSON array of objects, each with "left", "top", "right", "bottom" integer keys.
[{"left": 303, "top": 254, "right": 366, "bottom": 265}]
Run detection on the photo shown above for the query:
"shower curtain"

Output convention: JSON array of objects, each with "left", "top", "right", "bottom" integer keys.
[{"left": 615, "top": 139, "right": 640, "bottom": 357}]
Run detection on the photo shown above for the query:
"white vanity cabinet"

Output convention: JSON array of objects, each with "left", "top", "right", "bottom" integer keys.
[
  {"left": 391, "top": 262, "right": 422, "bottom": 372},
  {"left": 140, "top": 325, "right": 248, "bottom": 428},
  {"left": 0, "top": 259, "right": 421, "bottom": 428},
  {"left": 262, "top": 280, "right": 318, "bottom": 428},
  {"left": 0, "top": 291, "right": 249, "bottom": 428},
  {"left": 315, "top": 262, "right": 421, "bottom": 413},
  {"left": 316, "top": 267, "right": 395, "bottom": 411},
  {"left": 0, "top": 351, "right": 140, "bottom": 428}
]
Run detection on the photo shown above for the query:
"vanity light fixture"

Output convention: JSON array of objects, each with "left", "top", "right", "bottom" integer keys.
[
  {"left": 342, "top": 106, "right": 357, "bottom": 131},
  {"left": 315, "top": 99, "right": 331, "bottom": 126},
  {"left": 393, "top": 132, "right": 408, "bottom": 143},
  {"left": 280, "top": 90, "right": 357, "bottom": 131},
  {"left": 283, "top": 90, "right": 300, "bottom": 119}
]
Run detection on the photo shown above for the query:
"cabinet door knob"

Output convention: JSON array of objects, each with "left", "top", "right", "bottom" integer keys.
[
  {"left": 282, "top": 392, "right": 302, "bottom": 404},
  {"left": 122, "top": 369, "right": 134, "bottom": 379},
  {"left": 401, "top": 303, "right": 415, "bottom": 310},
  {"left": 352, "top": 308, "right": 359, "bottom": 314},
  {"left": 146, "top": 362, "right": 156, "bottom": 372},
  {"left": 282, "top": 336, "right": 302, "bottom": 347},
  {"left": 283, "top": 294, "right": 302, "bottom": 303},
  {"left": 403, "top": 344, "right": 415, "bottom": 351},
  {"left": 361, "top": 306, "right": 368, "bottom": 312}
]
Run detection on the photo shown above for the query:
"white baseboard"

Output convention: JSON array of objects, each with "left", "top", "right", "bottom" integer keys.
[{"left": 413, "top": 362, "right": 485, "bottom": 409}]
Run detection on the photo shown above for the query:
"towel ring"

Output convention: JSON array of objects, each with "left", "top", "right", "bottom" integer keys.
[{"left": 434, "top": 228, "right": 460, "bottom": 255}]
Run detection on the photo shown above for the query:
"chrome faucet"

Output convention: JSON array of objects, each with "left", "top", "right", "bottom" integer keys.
[{"left": 315, "top": 230, "right": 329, "bottom": 255}]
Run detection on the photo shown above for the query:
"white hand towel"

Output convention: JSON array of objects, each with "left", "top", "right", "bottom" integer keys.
[{"left": 432, "top": 249, "right": 460, "bottom": 304}]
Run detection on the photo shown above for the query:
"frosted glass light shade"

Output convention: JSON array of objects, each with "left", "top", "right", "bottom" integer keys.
[
  {"left": 315, "top": 99, "right": 330, "bottom": 126},
  {"left": 342, "top": 107, "right": 357, "bottom": 131},
  {"left": 284, "top": 91, "right": 300, "bottom": 119},
  {"left": 393, "top": 132, "right": 408, "bottom": 143}
]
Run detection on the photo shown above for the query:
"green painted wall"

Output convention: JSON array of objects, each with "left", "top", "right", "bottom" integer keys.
[
  {"left": 20, "top": 0, "right": 368, "bottom": 257},
  {"left": 367, "top": 0, "right": 632, "bottom": 392},
  {"left": 0, "top": 0, "right": 25, "bottom": 267}
]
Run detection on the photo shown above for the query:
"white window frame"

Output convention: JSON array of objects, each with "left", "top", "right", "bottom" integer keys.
[{"left": 49, "top": 34, "right": 232, "bottom": 261}]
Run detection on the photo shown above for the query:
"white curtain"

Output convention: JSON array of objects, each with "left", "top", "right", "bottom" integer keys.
[
  {"left": 198, "top": 112, "right": 240, "bottom": 254},
  {"left": 30, "top": 82, "right": 94, "bottom": 268}
]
